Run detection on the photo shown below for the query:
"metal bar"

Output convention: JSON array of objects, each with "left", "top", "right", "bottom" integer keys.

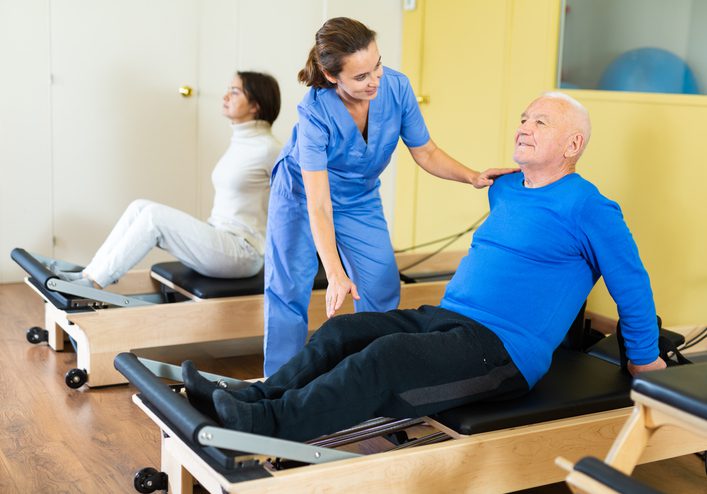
[
  {"left": 307, "top": 417, "right": 397, "bottom": 444},
  {"left": 137, "top": 357, "right": 250, "bottom": 389},
  {"left": 392, "top": 431, "right": 450, "bottom": 450},
  {"left": 48, "top": 278, "right": 154, "bottom": 307},
  {"left": 310, "top": 418, "right": 424, "bottom": 449},
  {"left": 197, "top": 426, "right": 361, "bottom": 464}
]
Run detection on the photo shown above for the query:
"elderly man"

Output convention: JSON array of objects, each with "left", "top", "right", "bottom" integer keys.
[{"left": 183, "top": 92, "right": 666, "bottom": 441}]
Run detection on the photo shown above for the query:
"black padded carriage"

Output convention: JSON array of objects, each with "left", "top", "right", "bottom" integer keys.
[
  {"left": 433, "top": 347, "right": 633, "bottom": 435},
  {"left": 151, "top": 261, "right": 329, "bottom": 300},
  {"left": 632, "top": 361, "right": 707, "bottom": 421}
]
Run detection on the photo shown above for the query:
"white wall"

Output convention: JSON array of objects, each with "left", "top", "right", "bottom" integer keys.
[
  {"left": 196, "top": 0, "right": 402, "bottom": 230},
  {"left": 0, "top": 0, "right": 53, "bottom": 279},
  {"left": 0, "top": 0, "right": 402, "bottom": 282}
]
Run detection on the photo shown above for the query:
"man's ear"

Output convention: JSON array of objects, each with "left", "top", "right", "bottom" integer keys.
[
  {"left": 565, "top": 133, "right": 584, "bottom": 159},
  {"left": 322, "top": 68, "right": 338, "bottom": 85}
]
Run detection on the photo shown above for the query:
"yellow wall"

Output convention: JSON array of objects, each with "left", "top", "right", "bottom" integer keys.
[{"left": 396, "top": 0, "right": 707, "bottom": 325}]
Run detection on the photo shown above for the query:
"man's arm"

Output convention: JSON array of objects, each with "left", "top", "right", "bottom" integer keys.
[{"left": 578, "top": 194, "right": 663, "bottom": 372}]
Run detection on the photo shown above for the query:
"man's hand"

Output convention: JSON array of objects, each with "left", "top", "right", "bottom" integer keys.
[
  {"left": 627, "top": 356, "right": 667, "bottom": 376},
  {"left": 470, "top": 167, "right": 520, "bottom": 189}
]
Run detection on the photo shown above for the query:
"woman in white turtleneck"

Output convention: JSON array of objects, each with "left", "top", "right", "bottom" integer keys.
[{"left": 63, "top": 72, "right": 281, "bottom": 288}]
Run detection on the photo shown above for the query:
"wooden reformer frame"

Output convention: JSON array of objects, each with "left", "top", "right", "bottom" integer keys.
[
  {"left": 557, "top": 362, "right": 707, "bottom": 494},
  {"left": 15, "top": 249, "right": 458, "bottom": 388},
  {"left": 121, "top": 354, "right": 707, "bottom": 494}
]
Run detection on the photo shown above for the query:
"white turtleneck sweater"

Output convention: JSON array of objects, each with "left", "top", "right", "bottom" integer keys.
[{"left": 207, "top": 120, "right": 281, "bottom": 255}]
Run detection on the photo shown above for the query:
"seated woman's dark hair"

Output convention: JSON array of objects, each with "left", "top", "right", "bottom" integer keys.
[{"left": 237, "top": 71, "right": 281, "bottom": 125}]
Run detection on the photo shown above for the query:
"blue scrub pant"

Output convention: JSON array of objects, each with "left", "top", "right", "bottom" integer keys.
[{"left": 263, "top": 191, "right": 400, "bottom": 376}]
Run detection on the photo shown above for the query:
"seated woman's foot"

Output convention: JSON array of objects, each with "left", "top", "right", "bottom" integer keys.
[
  {"left": 57, "top": 270, "right": 85, "bottom": 282},
  {"left": 56, "top": 273, "right": 102, "bottom": 289},
  {"left": 182, "top": 360, "right": 219, "bottom": 418},
  {"left": 213, "top": 389, "right": 253, "bottom": 431},
  {"left": 36, "top": 253, "right": 84, "bottom": 274}
]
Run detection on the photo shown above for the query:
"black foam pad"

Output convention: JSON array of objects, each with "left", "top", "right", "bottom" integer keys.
[
  {"left": 432, "top": 349, "right": 632, "bottom": 435},
  {"left": 114, "top": 352, "right": 216, "bottom": 443},
  {"left": 151, "top": 262, "right": 329, "bottom": 299},
  {"left": 12, "top": 249, "right": 87, "bottom": 312},
  {"left": 11, "top": 248, "right": 58, "bottom": 287},
  {"left": 574, "top": 456, "right": 663, "bottom": 494},
  {"left": 632, "top": 362, "right": 707, "bottom": 421}
]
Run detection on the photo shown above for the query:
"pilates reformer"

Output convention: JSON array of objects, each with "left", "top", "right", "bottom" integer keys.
[
  {"left": 116, "top": 310, "right": 707, "bottom": 494},
  {"left": 557, "top": 362, "right": 707, "bottom": 494},
  {"left": 11, "top": 248, "right": 456, "bottom": 389}
]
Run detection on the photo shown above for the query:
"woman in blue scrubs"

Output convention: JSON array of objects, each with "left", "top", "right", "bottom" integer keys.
[{"left": 264, "top": 17, "right": 515, "bottom": 375}]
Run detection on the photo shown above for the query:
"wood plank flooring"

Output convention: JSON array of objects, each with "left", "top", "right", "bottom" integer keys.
[{"left": 0, "top": 282, "right": 704, "bottom": 493}]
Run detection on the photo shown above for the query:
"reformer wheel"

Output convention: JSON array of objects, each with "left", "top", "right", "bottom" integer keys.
[
  {"left": 134, "top": 467, "right": 168, "bottom": 493},
  {"left": 64, "top": 368, "right": 87, "bottom": 389},
  {"left": 26, "top": 326, "right": 48, "bottom": 344}
]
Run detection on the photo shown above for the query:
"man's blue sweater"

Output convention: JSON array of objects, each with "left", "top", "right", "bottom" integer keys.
[{"left": 440, "top": 172, "right": 658, "bottom": 387}]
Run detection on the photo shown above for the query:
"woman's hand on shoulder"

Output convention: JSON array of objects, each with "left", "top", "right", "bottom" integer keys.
[{"left": 470, "top": 167, "right": 520, "bottom": 189}]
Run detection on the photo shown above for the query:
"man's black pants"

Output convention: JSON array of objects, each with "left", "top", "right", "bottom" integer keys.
[{"left": 231, "top": 305, "right": 529, "bottom": 441}]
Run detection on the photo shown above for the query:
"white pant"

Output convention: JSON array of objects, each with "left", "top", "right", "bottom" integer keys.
[{"left": 84, "top": 199, "right": 262, "bottom": 287}]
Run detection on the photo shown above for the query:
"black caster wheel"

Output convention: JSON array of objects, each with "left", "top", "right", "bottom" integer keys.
[
  {"left": 65, "top": 368, "right": 88, "bottom": 389},
  {"left": 26, "top": 326, "right": 48, "bottom": 344},
  {"left": 134, "top": 467, "right": 168, "bottom": 493}
]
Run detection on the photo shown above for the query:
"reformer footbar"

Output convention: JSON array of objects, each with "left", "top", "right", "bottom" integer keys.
[
  {"left": 12, "top": 248, "right": 157, "bottom": 310},
  {"left": 116, "top": 353, "right": 360, "bottom": 465}
]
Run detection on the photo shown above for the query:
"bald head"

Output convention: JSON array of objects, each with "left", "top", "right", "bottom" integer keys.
[
  {"left": 514, "top": 92, "right": 592, "bottom": 174},
  {"left": 538, "top": 92, "right": 592, "bottom": 161}
]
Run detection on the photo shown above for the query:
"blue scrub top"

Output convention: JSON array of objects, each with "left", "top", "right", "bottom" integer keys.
[{"left": 271, "top": 67, "right": 430, "bottom": 209}]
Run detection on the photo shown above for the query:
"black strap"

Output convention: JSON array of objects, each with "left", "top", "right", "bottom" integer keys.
[{"left": 657, "top": 334, "right": 693, "bottom": 366}]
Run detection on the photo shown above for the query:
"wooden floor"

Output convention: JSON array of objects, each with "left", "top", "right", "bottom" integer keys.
[{"left": 0, "top": 281, "right": 705, "bottom": 493}]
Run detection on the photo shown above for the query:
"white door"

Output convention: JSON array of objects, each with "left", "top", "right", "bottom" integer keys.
[{"left": 50, "top": 0, "right": 199, "bottom": 266}]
